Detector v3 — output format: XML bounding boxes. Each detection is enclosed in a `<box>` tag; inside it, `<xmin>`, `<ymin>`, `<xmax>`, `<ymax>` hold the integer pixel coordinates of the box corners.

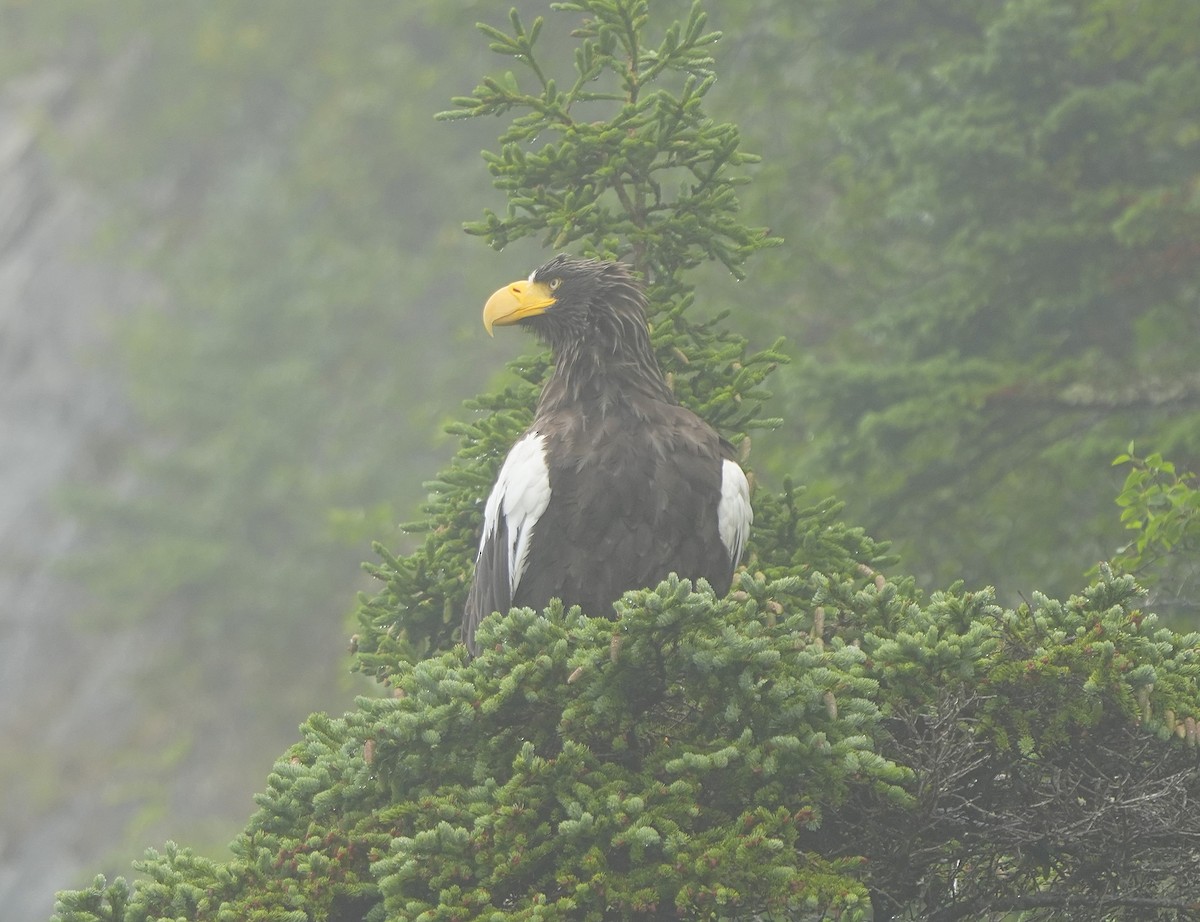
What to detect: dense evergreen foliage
<box><xmin>51</xmin><ymin>563</ymin><xmax>1200</xmax><ymax>919</ymax></box>
<box><xmin>1103</xmin><ymin>449</ymin><xmax>1200</xmax><ymax>621</ymax></box>
<box><xmin>51</xmin><ymin>2</ymin><xmax>1200</xmax><ymax>920</ymax></box>
<box><xmin>732</xmin><ymin>0</ymin><xmax>1200</xmax><ymax>598</ymax></box>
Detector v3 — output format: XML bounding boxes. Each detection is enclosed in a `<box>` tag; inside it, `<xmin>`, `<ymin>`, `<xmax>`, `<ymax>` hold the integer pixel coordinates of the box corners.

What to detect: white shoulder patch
<box><xmin>479</xmin><ymin>431</ymin><xmax>552</xmax><ymax>597</ymax></box>
<box><xmin>717</xmin><ymin>458</ymin><xmax>752</xmax><ymax>566</ymax></box>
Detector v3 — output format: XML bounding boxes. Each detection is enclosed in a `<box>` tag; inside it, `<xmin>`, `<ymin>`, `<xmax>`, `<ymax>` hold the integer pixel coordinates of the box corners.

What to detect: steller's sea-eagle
<box><xmin>462</xmin><ymin>254</ymin><xmax>752</xmax><ymax>655</ymax></box>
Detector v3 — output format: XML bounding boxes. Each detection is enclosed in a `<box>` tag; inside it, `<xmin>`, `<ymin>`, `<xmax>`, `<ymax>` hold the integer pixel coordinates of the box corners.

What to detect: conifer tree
<box><xmin>1103</xmin><ymin>448</ymin><xmax>1200</xmax><ymax>620</ymax></box>
<box><xmin>765</xmin><ymin>0</ymin><xmax>1200</xmax><ymax>598</ymax></box>
<box><xmin>54</xmin><ymin>3</ymin><xmax>1200</xmax><ymax>921</ymax></box>
<box><xmin>350</xmin><ymin>0</ymin><xmax>878</xmax><ymax>670</ymax></box>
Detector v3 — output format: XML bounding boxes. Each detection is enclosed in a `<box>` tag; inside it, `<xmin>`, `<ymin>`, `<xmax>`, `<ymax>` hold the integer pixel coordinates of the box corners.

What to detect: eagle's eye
<box><xmin>549</xmin><ymin>278</ymin><xmax>562</xmax><ymax>291</ymax></box>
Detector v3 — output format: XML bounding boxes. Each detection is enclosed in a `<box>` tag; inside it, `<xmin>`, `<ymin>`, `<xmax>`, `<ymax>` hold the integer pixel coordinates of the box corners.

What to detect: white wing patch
<box><xmin>479</xmin><ymin>431</ymin><xmax>552</xmax><ymax>597</ymax></box>
<box><xmin>717</xmin><ymin>458</ymin><xmax>752</xmax><ymax>566</ymax></box>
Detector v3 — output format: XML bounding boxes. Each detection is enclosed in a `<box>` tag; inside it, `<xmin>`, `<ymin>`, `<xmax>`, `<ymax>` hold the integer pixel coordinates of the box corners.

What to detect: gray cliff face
<box><xmin>0</xmin><ymin>36</ymin><xmax>391</xmax><ymax>918</ymax></box>
<box><xmin>0</xmin><ymin>66</ymin><xmax>149</xmax><ymax>921</ymax></box>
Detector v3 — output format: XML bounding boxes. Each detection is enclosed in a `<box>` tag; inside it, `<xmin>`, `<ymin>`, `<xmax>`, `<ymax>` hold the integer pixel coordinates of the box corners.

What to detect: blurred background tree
<box><xmin>720</xmin><ymin>0</ymin><xmax>1200</xmax><ymax>598</ymax></box>
<box><xmin>1</xmin><ymin>2</ymin><xmax>548</xmax><ymax>916</ymax></box>
<box><xmin>1</xmin><ymin>0</ymin><xmax>1198</xmax><ymax>919</ymax></box>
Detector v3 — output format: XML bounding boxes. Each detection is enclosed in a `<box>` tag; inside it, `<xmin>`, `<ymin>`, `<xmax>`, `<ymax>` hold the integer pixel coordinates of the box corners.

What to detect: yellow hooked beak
<box><xmin>482</xmin><ymin>280</ymin><xmax>557</xmax><ymax>335</ymax></box>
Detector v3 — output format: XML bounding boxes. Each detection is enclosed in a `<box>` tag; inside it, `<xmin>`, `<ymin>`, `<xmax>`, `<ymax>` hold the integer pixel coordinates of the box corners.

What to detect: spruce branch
<box><xmin>439</xmin><ymin>0</ymin><xmax>778</xmax><ymax>287</ymax></box>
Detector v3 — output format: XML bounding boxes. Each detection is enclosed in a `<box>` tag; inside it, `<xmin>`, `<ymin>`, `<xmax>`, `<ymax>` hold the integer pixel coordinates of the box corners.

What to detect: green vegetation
<box><xmin>354</xmin><ymin>0</ymin><xmax>785</xmax><ymax>666</ymax></box>
<box><xmin>1102</xmin><ymin>448</ymin><xmax>1200</xmax><ymax>621</ymax></box>
<box><xmin>729</xmin><ymin>0</ymin><xmax>1200</xmax><ymax>598</ymax></box>
<box><xmin>8</xmin><ymin>0</ymin><xmax>520</xmax><ymax>865</ymax></box>
<box><xmin>49</xmin><ymin>1</ymin><xmax>1200</xmax><ymax>919</ymax></box>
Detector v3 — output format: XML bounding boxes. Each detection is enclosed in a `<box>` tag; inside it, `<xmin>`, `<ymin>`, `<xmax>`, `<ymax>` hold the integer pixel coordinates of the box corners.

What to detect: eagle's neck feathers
<box><xmin>536</xmin><ymin>281</ymin><xmax>675</xmax><ymax>417</ymax></box>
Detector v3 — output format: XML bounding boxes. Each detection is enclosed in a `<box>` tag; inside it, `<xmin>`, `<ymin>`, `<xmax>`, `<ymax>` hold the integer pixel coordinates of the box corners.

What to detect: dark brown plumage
<box><xmin>462</xmin><ymin>255</ymin><xmax>751</xmax><ymax>655</ymax></box>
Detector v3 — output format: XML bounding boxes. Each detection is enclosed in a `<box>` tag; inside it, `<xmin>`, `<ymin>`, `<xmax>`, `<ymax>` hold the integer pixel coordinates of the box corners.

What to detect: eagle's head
<box><xmin>482</xmin><ymin>254</ymin><xmax>646</xmax><ymax>354</ymax></box>
<box><xmin>481</xmin><ymin>254</ymin><xmax>672</xmax><ymax>409</ymax></box>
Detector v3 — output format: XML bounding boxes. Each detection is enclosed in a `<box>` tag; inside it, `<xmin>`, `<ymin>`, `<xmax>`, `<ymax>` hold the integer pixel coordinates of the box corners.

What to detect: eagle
<box><xmin>462</xmin><ymin>254</ymin><xmax>752</xmax><ymax>655</ymax></box>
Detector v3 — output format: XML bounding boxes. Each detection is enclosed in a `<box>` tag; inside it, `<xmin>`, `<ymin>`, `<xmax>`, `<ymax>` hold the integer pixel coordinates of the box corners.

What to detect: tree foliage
<box><xmin>52</xmin><ymin>2</ymin><xmax>1200</xmax><ymax>921</ymax></box>
<box><xmin>353</xmin><ymin>0</ymin><xmax>789</xmax><ymax>668</ymax></box>
<box><xmin>11</xmin><ymin>0</ymin><xmax>521</xmax><ymax>862</ymax></box>
<box><xmin>1100</xmin><ymin>448</ymin><xmax>1200</xmax><ymax>622</ymax></box>
<box><xmin>734</xmin><ymin>0</ymin><xmax>1200</xmax><ymax>598</ymax></box>
<box><xmin>51</xmin><ymin>568</ymin><xmax>1200</xmax><ymax>921</ymax></box>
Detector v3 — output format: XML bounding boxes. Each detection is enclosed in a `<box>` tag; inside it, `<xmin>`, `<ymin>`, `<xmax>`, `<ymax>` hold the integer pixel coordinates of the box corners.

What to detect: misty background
<box><xmin>3</xmin><ymin>3</ymin><xmax>1197</xmax><ymax>920</ymax></box>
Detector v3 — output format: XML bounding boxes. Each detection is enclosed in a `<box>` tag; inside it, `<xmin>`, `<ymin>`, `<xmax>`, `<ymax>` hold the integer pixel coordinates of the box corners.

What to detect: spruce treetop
<box><xmin>356</xmin><ymin>0</ymin><xmax>790</xmax><ymax>665</ymax></box>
